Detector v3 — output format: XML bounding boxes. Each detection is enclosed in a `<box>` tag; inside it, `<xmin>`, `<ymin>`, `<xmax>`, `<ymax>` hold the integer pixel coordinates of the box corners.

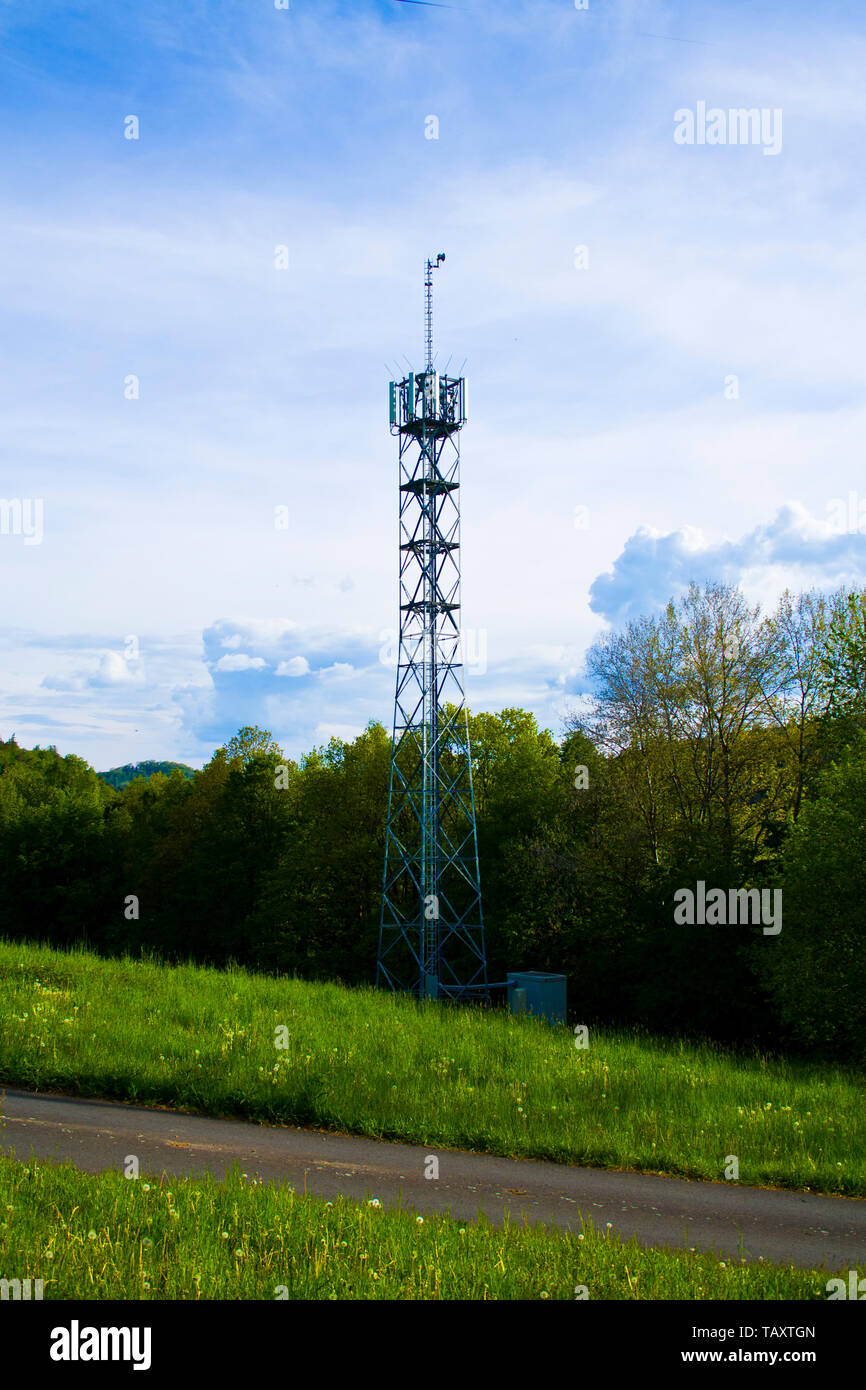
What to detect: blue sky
<box><xmin>2</xmin><ymin>0</ymin><xmax>866</xmax><ymax>768</ymax></box>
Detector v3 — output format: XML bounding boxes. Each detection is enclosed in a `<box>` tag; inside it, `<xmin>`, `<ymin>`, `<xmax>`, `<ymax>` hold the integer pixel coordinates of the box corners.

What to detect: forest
<box><xmin>2</xmin><ymin>580</ymin><xmax>865</xmax><ymax>1062</ymax></box>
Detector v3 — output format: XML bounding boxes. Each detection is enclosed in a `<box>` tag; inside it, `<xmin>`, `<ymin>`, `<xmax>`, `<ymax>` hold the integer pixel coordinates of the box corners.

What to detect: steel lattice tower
<box><xmin>377</xmin><ymin>255</ymin><xmax>488</xmax><ymax>1002</ymax></box>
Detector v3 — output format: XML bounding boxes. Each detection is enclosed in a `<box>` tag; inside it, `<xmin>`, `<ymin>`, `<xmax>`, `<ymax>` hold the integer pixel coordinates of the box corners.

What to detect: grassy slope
<box><xmin>0</xmin><ymin>1154</ymin><xmax>826</xmax><ymax>1300</ymax></box>
<box><xmin>0</xmin><ymin>940</ymin><xmax>863</xmax><ymax>1197</ymax></box>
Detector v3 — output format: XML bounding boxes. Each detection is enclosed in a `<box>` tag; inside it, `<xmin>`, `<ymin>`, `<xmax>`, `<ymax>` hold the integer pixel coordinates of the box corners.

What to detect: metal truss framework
<box><xmin>377</xmin><ymin>317</ymin><xmax>488</xmax><ymax>1001</ymax></box>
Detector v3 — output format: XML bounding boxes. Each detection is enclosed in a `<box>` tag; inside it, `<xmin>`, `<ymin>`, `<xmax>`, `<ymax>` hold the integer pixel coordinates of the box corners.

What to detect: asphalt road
<box><xmin>2</xmin><ymin>1085</ymin><xmax>864</xmax><ymax>1270</ymax></box>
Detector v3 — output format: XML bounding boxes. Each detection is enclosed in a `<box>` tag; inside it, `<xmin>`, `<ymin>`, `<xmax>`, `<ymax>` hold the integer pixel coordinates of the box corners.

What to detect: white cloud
<box><xmin>318</xmin><ymin>662</ymin><xmax>355</xmax><ymax>682</ymax></box>
<box><xmin>41</xmin><ymin>650</ymin><xmax>142</xmax><ymax>691</ymax></box>
<box><xmin>313</xmin><ymin>723</ymin><xmax>365</xmax><ymax>745</ymax></box>
<box><xmin>213</xmin><ymin>653</ymin><xmax>267</xmax><ymax>672</ymax></box>
<box><xmin>589</xmin><ymin>502</ymin><xmax>866</xmax><ymax>626</ymax></box>
<box><xmin>275</xmin><ymin>656</ymin><xmax>310</xmax><ymax>677</ymax></box>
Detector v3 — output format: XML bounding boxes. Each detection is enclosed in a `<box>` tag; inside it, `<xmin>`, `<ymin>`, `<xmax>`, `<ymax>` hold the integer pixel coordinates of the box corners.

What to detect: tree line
<box><xmin>1</xmin><ymin>580</ymin><xmax>864</xmax><ymax>1062</ymax></box>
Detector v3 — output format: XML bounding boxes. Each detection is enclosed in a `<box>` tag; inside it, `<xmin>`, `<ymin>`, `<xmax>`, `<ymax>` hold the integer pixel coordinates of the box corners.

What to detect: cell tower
<box><xmin>377</xmin><ymin>255</ymin><xmax>488</xmax><ymax>1003</ymax></box>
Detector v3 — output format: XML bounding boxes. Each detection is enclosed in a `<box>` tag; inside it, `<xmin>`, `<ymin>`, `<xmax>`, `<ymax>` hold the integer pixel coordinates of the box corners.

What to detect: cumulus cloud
<box><xmin>275</xmin><ymin>656</ymin><xmax>310</xmax><ymax>677</ymax></box>
<box><xmin>185</xmin><ymin>617</ymin><xmax>394</xmax><ymax>755</ymax></box>
<box><xmin>41</xmin><ymin>651</ymin><xmax>142</xmax><ymax>691</ymax></box>
<box><xmin>213</xmin><ymin>653</ymin><xmax>267</xmax><ymax>672</ymax></box>
<box><xmin>589</xmin><ymin>503</ymin><xmax>866</xmax><ymax>626</ymax></box>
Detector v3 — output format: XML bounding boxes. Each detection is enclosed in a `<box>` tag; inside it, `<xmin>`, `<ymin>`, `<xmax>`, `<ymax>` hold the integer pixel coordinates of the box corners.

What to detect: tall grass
<box><xmin>0</xmin><ymin>1154</ymin><xmax>827</xmax><ymax>1300</ymax></box>
<box><xmin>1</xmin><ymin>940</ymin><xmax>863</xmax><ymax>1196</ymax></box>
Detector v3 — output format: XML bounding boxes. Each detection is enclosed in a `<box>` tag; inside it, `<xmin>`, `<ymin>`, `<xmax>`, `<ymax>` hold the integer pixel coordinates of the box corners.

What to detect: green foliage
<box><xmin>759</xmin><ymin>737</ymin><xmax>866</xmax><ymax>1062</ymax></box>
<box><xmin>217</xmin><ymin>726</ymin><xmax>284</xmax><ymax>766</ymax></box>
<box><xmin>0</xmin><ymin>738</ymin><xmax>116</xmax><ymax>947</ymax></box>
<box><xmin>98</xmin><ymin>761</ymin><xmax>196</xmax><ymax>790</ymax></box>
<box><xmin>566</xmin><ymin>581</ymin><xmax>865</xmax><ymax>1047</ymax></box>
<box><xmin>259</xmin><ymin>722</ymin><xmax>391</xmax><ymax>981</ymax></box>
<box><xmin>820</xmin><ymin>588</ymin><xmax>866</xmax><ymax>718</ymax></box>
<box><xmin>467</xmin><ymin>708</ymin><xmax>561</xmax><ymax>978</ymax></box>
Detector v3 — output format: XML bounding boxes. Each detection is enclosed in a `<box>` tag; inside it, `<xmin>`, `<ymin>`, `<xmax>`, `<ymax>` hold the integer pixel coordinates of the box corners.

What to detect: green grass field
<box><xmin>0</xmin><ymin>1153</ymin><xmax>827</xmax><ymax>1300</ymax></box>
<box><xmin>1</xmin><ymin>940</ymin><xmax>863</xmax><ymax>1197</ymax></box>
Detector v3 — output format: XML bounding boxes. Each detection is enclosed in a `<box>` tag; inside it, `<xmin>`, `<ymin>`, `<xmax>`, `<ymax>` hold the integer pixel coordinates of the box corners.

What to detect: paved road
<box><xmin>2</xmin><ymin>1086</ymin><xmax>864</xmax><ymax>1270</ymax></box>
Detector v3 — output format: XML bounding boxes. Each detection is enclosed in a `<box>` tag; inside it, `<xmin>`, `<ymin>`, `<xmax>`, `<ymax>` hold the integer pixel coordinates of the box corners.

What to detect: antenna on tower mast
<box><xmin>424</xmin><ymin>253</ymin><xmax>445</xmax><ymax>369</ymax></box>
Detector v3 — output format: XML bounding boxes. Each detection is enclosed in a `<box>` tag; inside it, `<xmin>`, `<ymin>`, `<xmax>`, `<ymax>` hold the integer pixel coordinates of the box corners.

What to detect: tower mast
<box><xmin>377</xmin><ymin>257</ymin><xmax>488</xmax><ymax>1002</ymax></box>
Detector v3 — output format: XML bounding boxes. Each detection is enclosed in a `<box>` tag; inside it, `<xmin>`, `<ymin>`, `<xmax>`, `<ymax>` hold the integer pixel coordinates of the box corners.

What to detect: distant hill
<box><xmin>98</xmin><ymin>761</ymin><xmax>197</xmax><ymax>790</ymax></box>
